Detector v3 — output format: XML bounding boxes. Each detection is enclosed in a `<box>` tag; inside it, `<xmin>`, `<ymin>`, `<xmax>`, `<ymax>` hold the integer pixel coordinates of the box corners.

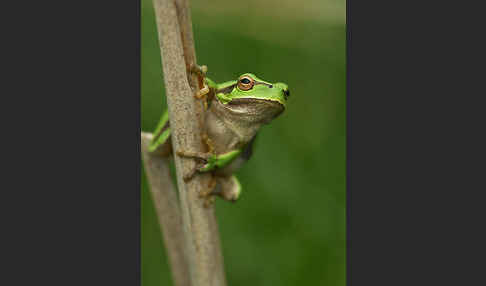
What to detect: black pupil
<box><xmin>241</xmin><ymin>78</ymin><xmax>251</xmax><ymax>84</ymax></box>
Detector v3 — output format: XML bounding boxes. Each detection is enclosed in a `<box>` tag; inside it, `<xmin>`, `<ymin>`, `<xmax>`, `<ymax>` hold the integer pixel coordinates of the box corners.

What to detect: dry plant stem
<box><xmin>174</xmin><ymin>0</ymin><xmax>197</xmax><ymax>84</ymax></box>
<box><xmin>173</xmin><ymin>0</ymin><xmax>227</xmax><ymax>282</ymax></box>
<box><xmin>152</xmin><ymin>0</ymin><xmax>227</xmax><ymax>285</ymax></box>
<box><xmin>140</xmin><ymin>132</ymin><xmax>190</xmax><ymax>286</ymax></box>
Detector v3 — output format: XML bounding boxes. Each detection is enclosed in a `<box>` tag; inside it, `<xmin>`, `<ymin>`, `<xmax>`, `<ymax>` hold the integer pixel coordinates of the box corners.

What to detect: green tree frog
<box><xmin>148</xmin><ymin>68</ymin><xmax>289</xmax><ymax>206</ymax></box>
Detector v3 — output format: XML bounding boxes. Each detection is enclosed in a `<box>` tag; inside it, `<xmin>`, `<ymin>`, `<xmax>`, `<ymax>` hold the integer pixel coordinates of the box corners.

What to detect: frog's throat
<box><xmin>207</xmin><ymin>104</ymin><xmax>261</xmax><ymax>146</ymax></box>
<box><xmin>209</xmin><ymin>98</ymin><xmax>283</xmax><ymax>139</ymax></box>
<box><xmin>219</xmin><ymin>97</ymin><xmax>283</xmax><ymax>120</ymax></box>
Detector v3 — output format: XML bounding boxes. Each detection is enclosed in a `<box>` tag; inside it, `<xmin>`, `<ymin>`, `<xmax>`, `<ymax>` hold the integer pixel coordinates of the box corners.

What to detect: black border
<box><xmin>3</xmin><ymin>1</ymin><xmax>141</xmax><ymax>285</ymax></box>
<box><xmin>347</xmin><ymin>0</ymin><xmax>485</xmax><ymax>284</ymax></box>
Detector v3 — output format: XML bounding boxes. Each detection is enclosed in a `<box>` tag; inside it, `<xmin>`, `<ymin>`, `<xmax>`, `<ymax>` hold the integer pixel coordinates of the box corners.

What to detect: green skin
<box><xmin>149</xmin><ymin>72</ymin><xmax>289</xmax><ymax>204</ymax></box>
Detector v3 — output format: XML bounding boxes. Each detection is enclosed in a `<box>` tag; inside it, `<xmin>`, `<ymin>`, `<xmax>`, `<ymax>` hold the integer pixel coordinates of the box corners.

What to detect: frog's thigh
<box><xmin>216</xmin><ymin>175</ymin><xmax>242</xmax><ymax>202</ymax></box>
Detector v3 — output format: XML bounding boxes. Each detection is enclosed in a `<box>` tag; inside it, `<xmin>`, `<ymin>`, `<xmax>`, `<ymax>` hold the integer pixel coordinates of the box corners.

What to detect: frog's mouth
<box><xmin>225</xmin><ymin>98</ymin><xmax>285</xmax><ymax>123</ymax></box>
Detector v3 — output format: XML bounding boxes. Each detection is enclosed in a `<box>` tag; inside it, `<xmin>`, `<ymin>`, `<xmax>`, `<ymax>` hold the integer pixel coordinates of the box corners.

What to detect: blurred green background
<box><xmin>141</xmin><ymin>0</ymin><xmax>346</xmax><ymax>285</ymax></box>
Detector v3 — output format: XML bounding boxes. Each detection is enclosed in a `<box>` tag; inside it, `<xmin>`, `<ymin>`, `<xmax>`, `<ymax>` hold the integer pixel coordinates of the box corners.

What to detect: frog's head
<box><xmin>216</xmin><ymin>73</ymin><xmax>289</xmax><ymax>123</ymax></box>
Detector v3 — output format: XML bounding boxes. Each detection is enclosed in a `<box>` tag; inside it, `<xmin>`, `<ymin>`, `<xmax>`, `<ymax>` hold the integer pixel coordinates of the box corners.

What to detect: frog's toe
<box><xmin>195</xmin><ymin>83</ymin><xmax>209</xmax><ymax>99</ymax></box>
<box><xmin>190</xmin><ymin>64</ymin><xmax>208</xmax><ymax>76</ymax></box>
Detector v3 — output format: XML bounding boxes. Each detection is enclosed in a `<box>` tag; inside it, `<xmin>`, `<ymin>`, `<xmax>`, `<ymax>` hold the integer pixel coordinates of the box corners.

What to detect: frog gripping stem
<box><xmin>191</xmin><ymin>64</ymin><xmax>210</xmax><ymax>101</ymax></box>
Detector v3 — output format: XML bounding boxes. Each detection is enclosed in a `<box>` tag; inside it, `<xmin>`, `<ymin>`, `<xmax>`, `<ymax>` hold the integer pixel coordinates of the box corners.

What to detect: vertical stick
<box><xmin>151</xmin><ymin>0</ymin><xmax>227</xmax><ymax>285</ymax></box>
<box><xmin>141</xmin><ymin>132</ymin><xmax>190</xmax><ymax>286</ymax></box>
<box><xmin>173</xmin><ymin>0</ymin><xmax>227</xmax><ymax>285</ymax></box>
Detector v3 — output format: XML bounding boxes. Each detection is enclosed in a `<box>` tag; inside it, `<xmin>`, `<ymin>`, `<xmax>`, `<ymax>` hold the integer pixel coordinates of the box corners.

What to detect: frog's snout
<box><xmin>274</xmin><ymin>82</ymin><xmax>290</xmax><ymax>101</ymax></box>
<box><xmin>283</xmin><ymin>89</ymin><xmax>290</xmax><ymax>99</ymax></box>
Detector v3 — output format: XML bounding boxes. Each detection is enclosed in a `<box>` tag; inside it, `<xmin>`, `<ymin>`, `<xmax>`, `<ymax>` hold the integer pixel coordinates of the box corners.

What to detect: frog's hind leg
<box><xmin>149</xmin><ymin>111</ymin><xmax>172</xmax><ymax>156</ymax></box>
<box><xmin>215</xmin><ymin>175</ymin><xmax>242</xmax><ymax>202</ymax></box>
<box><xmin>199</xmin><ymin>175</ymin><xmax>242</xmax><ymax>207</ymax></box>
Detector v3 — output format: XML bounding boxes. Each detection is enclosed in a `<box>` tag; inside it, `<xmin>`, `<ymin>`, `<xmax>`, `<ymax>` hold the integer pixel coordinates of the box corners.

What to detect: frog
<box><xmin>148</xmin><ymin>66</ymin><xmax>290</xmax><ymax>206</ymax></box>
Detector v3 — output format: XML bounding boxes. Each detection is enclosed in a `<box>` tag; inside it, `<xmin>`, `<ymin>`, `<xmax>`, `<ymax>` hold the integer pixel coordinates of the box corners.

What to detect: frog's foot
<box><xmin>200</xmin><ymin>176</ymin><xmax>242</xmax><ymax>206</ymax></box>
<box><xmin>196</xmin><ymin>84</ymin><xmax>210</xmax><ymax>100</ymax></box>
<box><xmin>190</xmin><ymin>64</ymin><xmax>210</xmax><ymax>106</ymax></box>
<box><xmin>191</xmin><ymin>64</ymin><xmax>208</xmax><ymax>76</ymax></box>
<box><xmin>176</xmin><ymin>150</ymin><xmax>211</xmax><ymax>181</ymax></box>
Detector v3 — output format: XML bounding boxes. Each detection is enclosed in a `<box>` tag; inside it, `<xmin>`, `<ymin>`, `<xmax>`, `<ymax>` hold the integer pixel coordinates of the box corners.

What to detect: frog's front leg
<box><xmin>190</xmin><ymin>64</ymin><xmax>209</xmax><ymax>99</ymax></box>
<box><xmin>190</xmin><ymin>64</ymin><xmax>219</xmax><ymax>110</ymax></box>
<box><xmin>174</xmin><ymin>150</ymin><xmax>210</xmax><ymax>181</ymax></box>
<box><xmin>176</xmin><ymin>148</ymin><xmax>242</xmax><ymax>181</ymax></box>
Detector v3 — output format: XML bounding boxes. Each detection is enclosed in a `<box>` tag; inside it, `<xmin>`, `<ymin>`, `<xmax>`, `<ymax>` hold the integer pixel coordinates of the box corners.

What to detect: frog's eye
<box><xmin>238</xmin><ymin>76</ymin><xmax>255</xmax><ymax>91</ymax></box>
